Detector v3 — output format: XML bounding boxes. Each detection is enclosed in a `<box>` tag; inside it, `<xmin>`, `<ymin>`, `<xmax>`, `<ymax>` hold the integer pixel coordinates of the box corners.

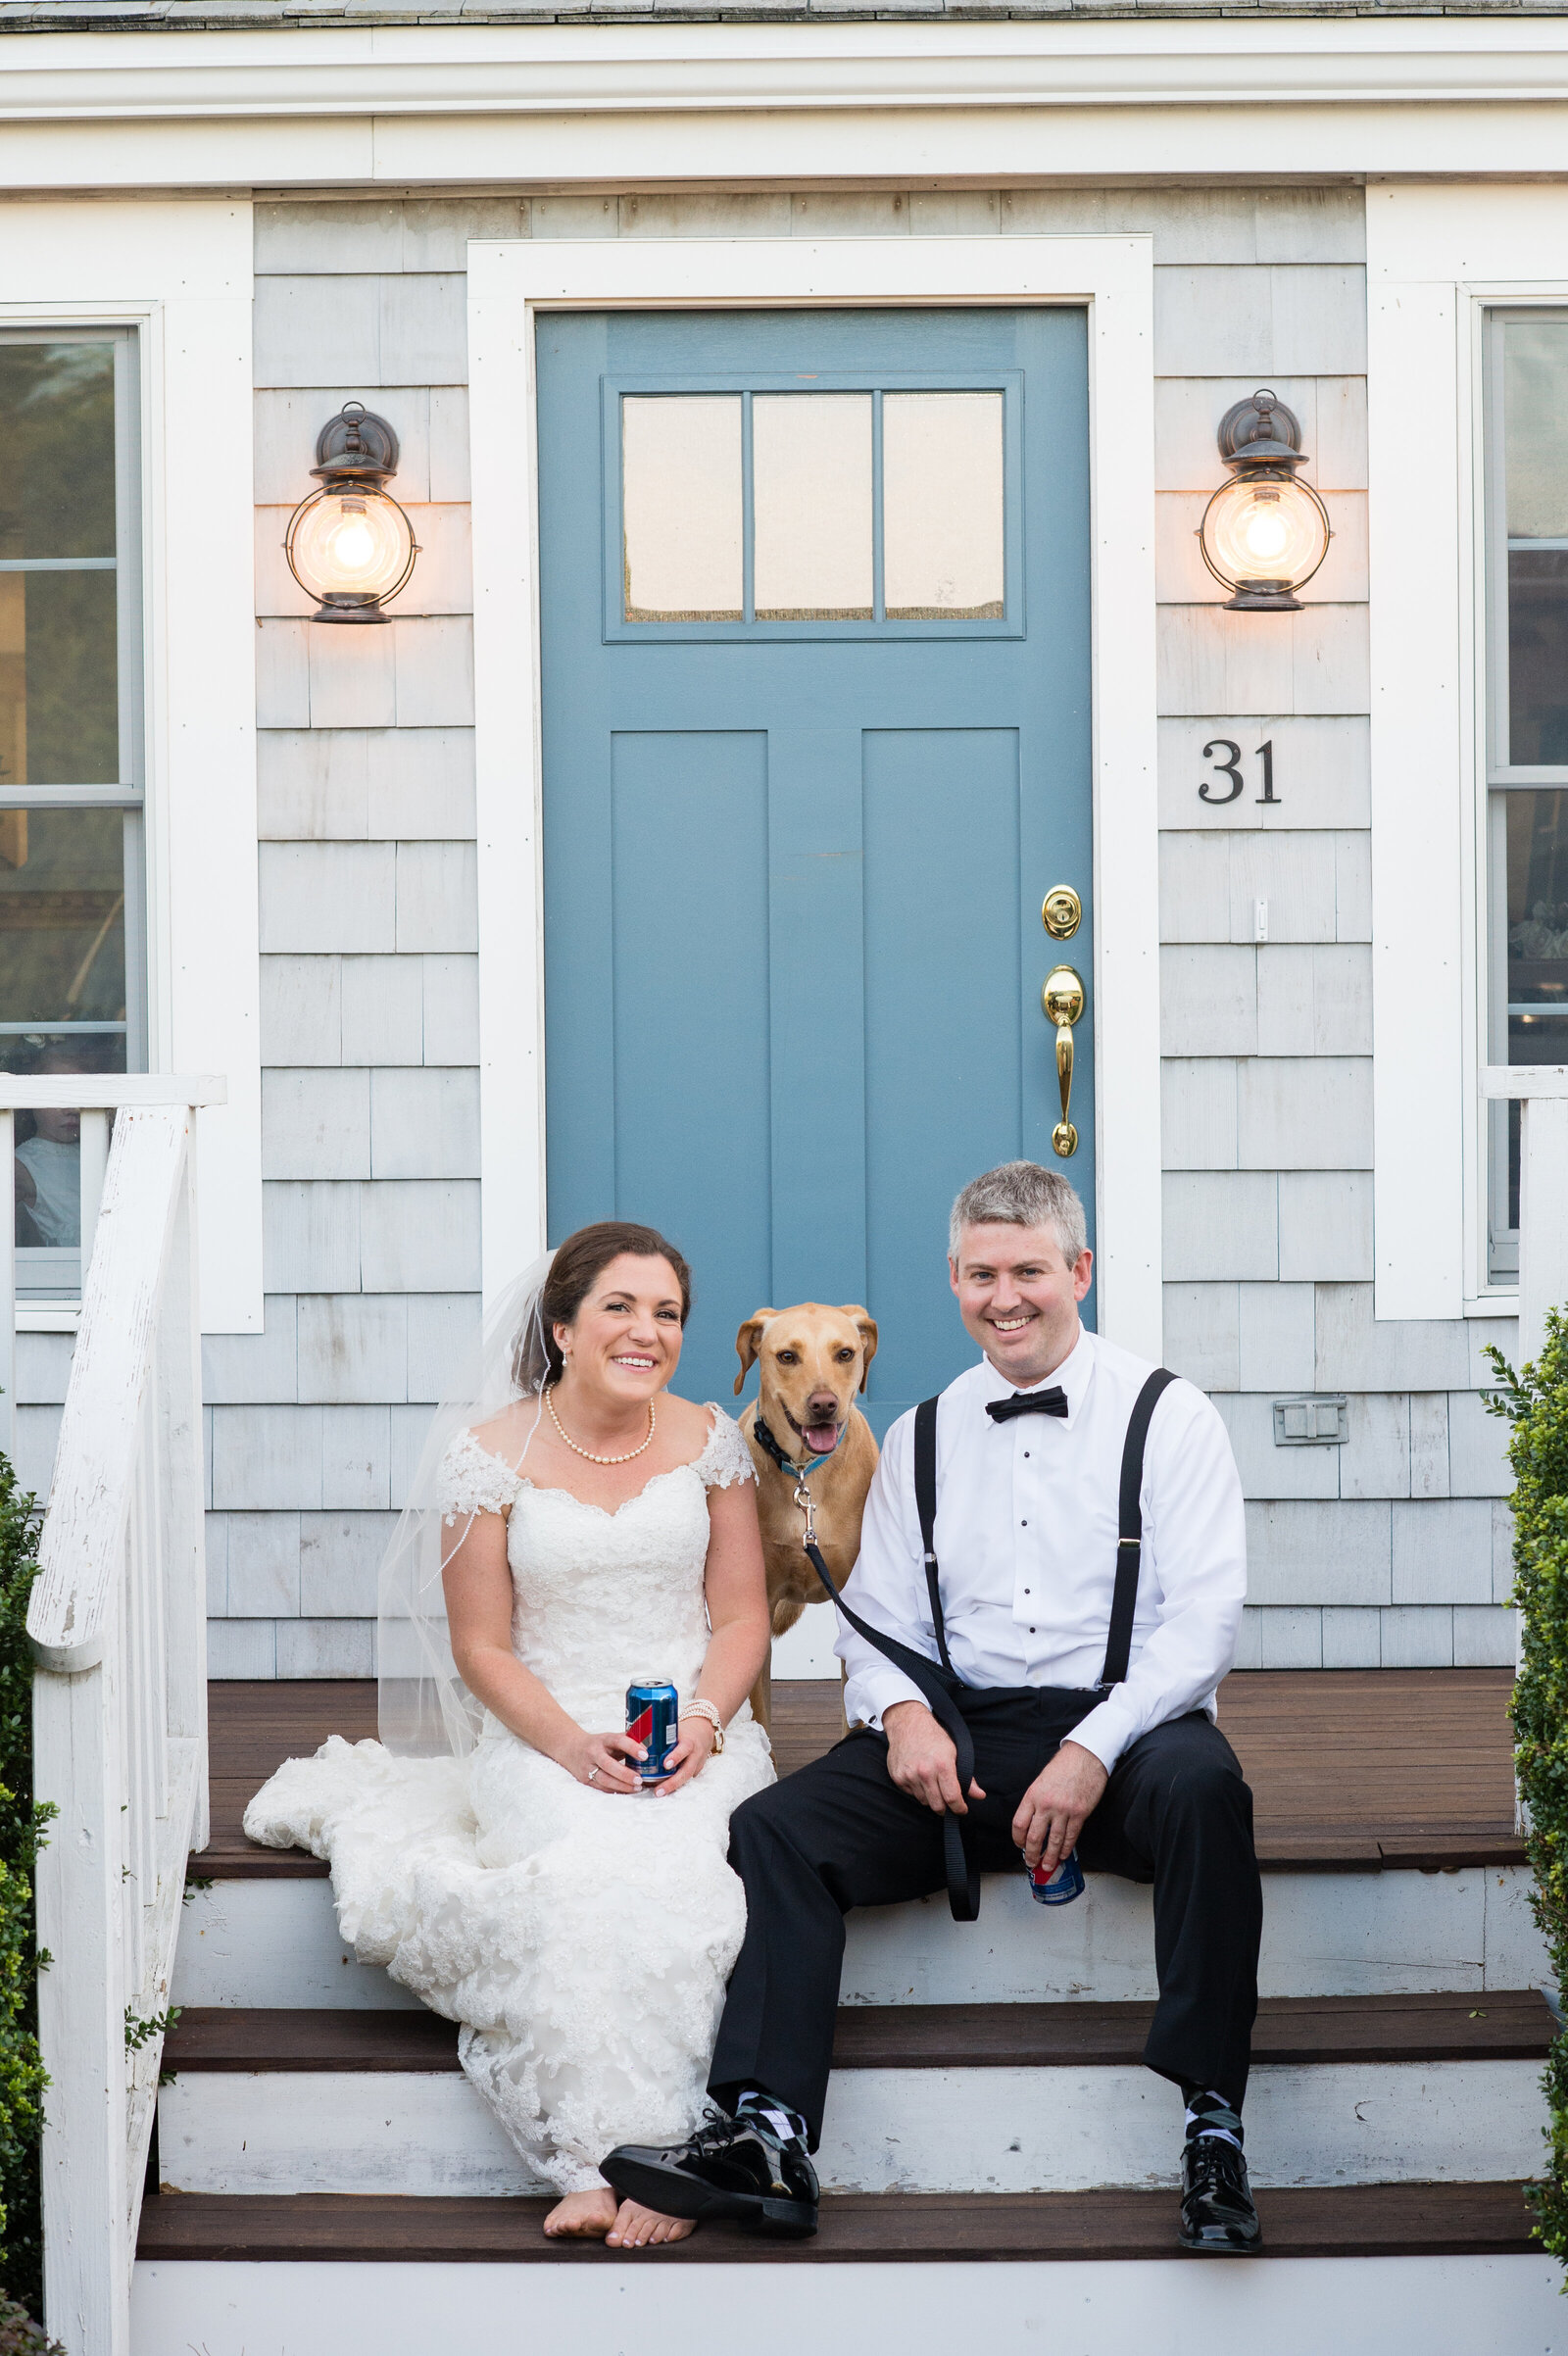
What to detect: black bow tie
<box><xmin>987</xmin><ymin>1387</ymin><xmax>1069</xmax><ymax>1424</ymax></box>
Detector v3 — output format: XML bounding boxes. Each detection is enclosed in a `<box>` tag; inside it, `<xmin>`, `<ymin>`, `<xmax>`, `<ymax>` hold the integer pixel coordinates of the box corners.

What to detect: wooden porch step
<box><xmin>135</xmin><ymin>2180</ymin><xmax>1539</xmax><ymax>2264</ymax></box>
<box><xmin>163</xmin><ymin>1988</ymin><xmax>1557</xmax><ymax>2076</ymax></box>
<box><xmin>200</xmin><ymin>1668</ymin><xmax>1526</xmax><ymax>1880</ymax></box>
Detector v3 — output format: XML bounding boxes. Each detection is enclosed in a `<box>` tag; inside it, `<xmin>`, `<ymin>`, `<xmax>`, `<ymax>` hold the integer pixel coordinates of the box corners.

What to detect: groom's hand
<box><xmin>1013</xmin><ymin>1741</ymin><xmax>1107</xmax><ymax>1874</ymax></box>
<box><xmin>883</xmin><ymin>1700</ymin><xmax>986</xmax><ymax>1816</ymax></box>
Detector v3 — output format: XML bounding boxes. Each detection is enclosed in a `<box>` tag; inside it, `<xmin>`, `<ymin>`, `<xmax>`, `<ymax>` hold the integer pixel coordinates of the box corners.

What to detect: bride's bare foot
<box><xmin>607</xmin><ymin>2197</ymin><xmax>698</xmax><ymax>2250</ymax></box>
<box><xmin>543</xmin><ymin>2188</ymin><xmax>618</xmax><ymax>2239</ymax></box>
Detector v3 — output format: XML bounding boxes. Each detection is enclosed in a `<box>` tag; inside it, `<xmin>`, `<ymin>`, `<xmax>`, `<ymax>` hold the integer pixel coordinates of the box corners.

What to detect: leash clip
<box><xmin>792</xmin><ymin>1473</ymin><xmax>818</xmax><ymax>1548</ymax></box>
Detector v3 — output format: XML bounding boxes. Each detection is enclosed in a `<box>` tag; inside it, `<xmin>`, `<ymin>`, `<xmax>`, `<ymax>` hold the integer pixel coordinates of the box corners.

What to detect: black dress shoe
<box><xmin>1178</xmin><ymin>2135</ymin><xmax>1262</xmax><ymax>2254</ymax></box>
<box><xmin>603</xmin><ymin>2110</ymin><xmax>819</xmax><ymax>2238</ymax></box>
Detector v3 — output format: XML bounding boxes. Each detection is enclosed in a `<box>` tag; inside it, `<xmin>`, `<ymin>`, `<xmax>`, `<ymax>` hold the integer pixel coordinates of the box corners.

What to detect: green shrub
<box><xmin>0</xmin><ymin>2295</ymin><xmax>61</xmax><ymax>2354</ymax></box>
<box><xmin>0</xmin><ymin>1457</ymin><xmax>49</xmax><ymax>2324</ymax></box>
<box><xmin>1488</xmin><ymin>1307</ymin><xmax>1568</xmax><ymax>2269</ymax></box>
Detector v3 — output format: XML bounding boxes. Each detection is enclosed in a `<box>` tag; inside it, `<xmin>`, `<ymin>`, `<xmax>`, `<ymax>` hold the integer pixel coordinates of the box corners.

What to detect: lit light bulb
<box><xmin>1199</xmin><ymin>470</ymin><xmax>1331</xmax><ymax>608</ymax></box>
<box><xmin>285</xmin><ymin>484</ymin><xmax>416</xmax><ymax>614</ymax></box>
<box><xmin>1240</xmin><ymin>499</ymin><xmax>1290</xmax><ymax>564</ymax></box>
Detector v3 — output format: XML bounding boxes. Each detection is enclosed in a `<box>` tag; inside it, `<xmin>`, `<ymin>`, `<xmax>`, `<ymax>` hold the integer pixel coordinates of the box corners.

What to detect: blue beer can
<box><xmin>626</xmin><ymin>1679</ymin><xmax>680</xmax><ymax>1784</ymax></box>
<box><xmin>1026</xmin><ymin>1848</ymin><xmax>1085</xmax><ymax>1906</ymax></box>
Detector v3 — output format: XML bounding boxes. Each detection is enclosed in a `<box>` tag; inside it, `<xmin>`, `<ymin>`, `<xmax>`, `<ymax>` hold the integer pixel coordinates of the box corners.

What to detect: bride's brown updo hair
<box><xmin>513</xmin><ymin>1221</ymin><xmax>693</xmax><ymax>1393</ymax></box>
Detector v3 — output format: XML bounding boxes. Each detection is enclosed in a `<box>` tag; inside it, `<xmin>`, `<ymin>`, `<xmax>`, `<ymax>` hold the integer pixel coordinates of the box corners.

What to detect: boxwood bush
<box><xmin>1488</xmin><ymin>1306</ymin><xmax>1568</xmax><ymax>2268</ymax></box>
<box><xmin>0</xmin><ymin>1456</ymin><xmax>49</xmax><ymax>2324</ymax></box>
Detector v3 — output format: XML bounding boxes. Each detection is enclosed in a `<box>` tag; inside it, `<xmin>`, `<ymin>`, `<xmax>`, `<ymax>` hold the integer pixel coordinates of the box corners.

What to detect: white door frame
<box><xmin>467</xmin><ymin>233</ymin><xmax>1161</xmax><ymax>1357</ymax></box>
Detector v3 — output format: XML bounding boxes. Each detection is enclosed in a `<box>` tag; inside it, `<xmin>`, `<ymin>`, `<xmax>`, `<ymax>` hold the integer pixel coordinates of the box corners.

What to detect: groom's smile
<box><xmin>950</xmin><ymin>1218</ymin><xmax>1095</xmax><ymax>1388</ymax></box>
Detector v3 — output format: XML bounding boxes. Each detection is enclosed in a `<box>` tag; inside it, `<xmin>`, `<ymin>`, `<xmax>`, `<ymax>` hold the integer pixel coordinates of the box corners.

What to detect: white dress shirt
<box><xmin>834</xmin><ymin>1326</ymin><xmax>1248</xmax><ymax>1775</ymax></box>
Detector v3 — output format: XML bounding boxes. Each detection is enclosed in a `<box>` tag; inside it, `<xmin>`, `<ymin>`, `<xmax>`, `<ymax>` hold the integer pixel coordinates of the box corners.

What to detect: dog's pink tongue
<box><xmin>806</xmin><ymin>1425</ymin><xmax>840</xmax><ymax>1455</ymax></box>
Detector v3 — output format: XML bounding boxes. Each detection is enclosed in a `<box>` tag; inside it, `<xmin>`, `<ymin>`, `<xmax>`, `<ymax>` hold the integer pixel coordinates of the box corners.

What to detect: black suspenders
<box><xmin>912</xmin><ymin>1366</ymin><xmax>1179</xmax><ymax>1692</ymax></box>
<box><xmin>805</xmin><ymin>1364</ymin><xmax>1178</xmax><ymax>1925</ymax></box>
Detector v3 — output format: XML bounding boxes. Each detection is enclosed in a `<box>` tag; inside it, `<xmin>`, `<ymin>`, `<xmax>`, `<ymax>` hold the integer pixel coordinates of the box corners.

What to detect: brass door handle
<box><xmin>1041</xmin><ymin>964</ymin><xmax>1085</xmax><ymax>1157</ymax></box>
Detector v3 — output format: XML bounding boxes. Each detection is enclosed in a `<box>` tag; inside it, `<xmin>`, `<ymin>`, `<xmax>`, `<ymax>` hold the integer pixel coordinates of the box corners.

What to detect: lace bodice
<box><xmin>437</xmin><ymin>1407</ymin><xmax>756</xmax><ymax>1725</ymax></box>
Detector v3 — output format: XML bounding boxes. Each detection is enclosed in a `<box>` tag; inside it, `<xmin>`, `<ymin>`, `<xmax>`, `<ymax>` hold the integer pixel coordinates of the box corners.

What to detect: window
<box><xmin>0</xmin><ymin>331</ymin><xmax>143</xmax><ymax>1300</ymax></box>
<box><xmin>612</xmin><ymin>380</ymin><xmax>1015</xmax><ymax>637</ymax></box>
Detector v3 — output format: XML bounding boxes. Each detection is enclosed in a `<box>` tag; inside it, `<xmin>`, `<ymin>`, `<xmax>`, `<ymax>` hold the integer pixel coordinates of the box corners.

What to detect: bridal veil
<box><xmin>376</xmin><ymin>1252</ymin><xmax>554</xmax><ymax>1759</ymax></box>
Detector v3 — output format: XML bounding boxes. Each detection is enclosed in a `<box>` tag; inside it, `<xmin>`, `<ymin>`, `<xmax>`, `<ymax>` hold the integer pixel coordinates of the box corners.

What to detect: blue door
<box><xmin>536</xmin><ymin>309</ymin><xmax>1092</xmax><ymax>1428</ymax></box>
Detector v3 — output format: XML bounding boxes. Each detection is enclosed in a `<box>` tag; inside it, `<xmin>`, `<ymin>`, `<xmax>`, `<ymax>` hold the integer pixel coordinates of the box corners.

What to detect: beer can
<box><xmin>626</xmin><ymin>1680</ymin><xmax>680</xmax><ymax>1783</ymax></box>
<box><xmin>1026</xmin><ymin>1847</ymin><xmax>1085</xmax><ymax>1906</ymax></box>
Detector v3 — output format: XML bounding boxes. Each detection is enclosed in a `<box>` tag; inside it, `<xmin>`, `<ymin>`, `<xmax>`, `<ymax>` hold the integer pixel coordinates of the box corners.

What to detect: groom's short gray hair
<box><xmin>949</xmin><ymin>1161</ymin><xmax>1088</xmax><ymax>1265</ymax></box>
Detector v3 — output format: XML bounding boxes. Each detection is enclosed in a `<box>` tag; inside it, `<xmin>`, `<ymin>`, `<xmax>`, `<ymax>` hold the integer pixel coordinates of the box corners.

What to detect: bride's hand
<box><xmin>564</xmin><ymin>1730</ymin><xmax>646</xmax><ymax>1794</ymax></box>
<box><xmin>653</xmin><ymin>1716</ymin><xmax>716</xmax><ymax>1796</ymax></box>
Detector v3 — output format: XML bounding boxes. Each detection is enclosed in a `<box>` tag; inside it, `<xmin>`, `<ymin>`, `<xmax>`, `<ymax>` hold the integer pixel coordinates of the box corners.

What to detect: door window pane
<box><xmin>883</xmin><ymin>392</ymin><xmax>1004</xmax><ymax>619</ymax></box>
<box><xmin>622</xmin><ymin>395</ymin><xmax>743</xmax><ymax>621</ymax></box>
<box><xmin>753</xmin><ymin>394</ymin><xmax>872</xmax><ymax>619</ymax></box>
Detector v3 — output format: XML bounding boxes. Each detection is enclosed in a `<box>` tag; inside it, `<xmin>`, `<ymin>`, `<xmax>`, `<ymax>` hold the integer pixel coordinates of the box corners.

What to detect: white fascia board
<box><xmin>15</xmin><ymin>18</ymin><xmax>1568</xmax><ymax>121</ymax></box>
<box><xmin>469</xmin><ymin>234</ymin><xmax>1161</xmax><ymax>1357</ymax></box>
<box><xmin>0</xmin><ymin>201</ymin><xmax>260</xmax><ymax>1333</ymax></box>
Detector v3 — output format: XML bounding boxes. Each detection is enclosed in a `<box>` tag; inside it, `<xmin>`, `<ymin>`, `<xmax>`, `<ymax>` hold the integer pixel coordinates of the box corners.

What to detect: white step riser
<box><xmin>173</xmin><ymin>1866</ymin><xmax>1552</xmax><ymax>2012</ymax></box>
<box><xmin>132</xmin><ymin>2253</ymin><xmax>1566</xmax><ymax>2356</ymax></box>
<box><xmin>157</xmin><ymin>2059</ymin><xmax>1547</xmax><ymax>2198</ymax></box>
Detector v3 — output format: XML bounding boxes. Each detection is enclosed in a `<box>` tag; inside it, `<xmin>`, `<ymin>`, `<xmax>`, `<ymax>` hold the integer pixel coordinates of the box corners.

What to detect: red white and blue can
<box><xmin>1027</xmin><ymin>1848</ymin><xmax>1085</xmax><ymax>1906</ymax></box>
<box><xmin>626</xmin><ymin>1680</ymin><xmax>680</xmax><ymax>1783</ymax></box>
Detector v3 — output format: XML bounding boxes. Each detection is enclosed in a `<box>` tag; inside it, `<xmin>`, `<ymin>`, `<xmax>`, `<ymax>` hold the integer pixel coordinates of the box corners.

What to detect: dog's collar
<box><xmin>754</xmin><ymin>1411</ymin><xmax>837</xmax><ymax>1480</ymax></box>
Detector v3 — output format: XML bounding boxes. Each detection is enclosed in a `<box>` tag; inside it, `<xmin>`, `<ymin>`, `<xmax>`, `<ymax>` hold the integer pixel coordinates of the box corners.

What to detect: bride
<box><xmin>244</xmin><ymin>1221</ymin><xmax>775</xmax><ymax>2248</ymax></box>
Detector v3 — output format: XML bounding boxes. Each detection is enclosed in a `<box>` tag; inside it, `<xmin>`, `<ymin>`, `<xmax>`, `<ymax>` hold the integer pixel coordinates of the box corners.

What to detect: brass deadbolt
<box><xmin>1042</xmin><ymin>885</ymin><xmax>1082</xmax><ymax>942</ymax></box>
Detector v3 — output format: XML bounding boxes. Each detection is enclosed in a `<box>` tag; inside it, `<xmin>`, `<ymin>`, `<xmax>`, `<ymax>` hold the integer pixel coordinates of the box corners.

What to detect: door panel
<box><xmin>538</xmin><ymin>308</ymin><xmax>1092</xmax><ymax>1428</ymax></box>
<box><xmin>863</xmin><ymin>729</ymin><xmax>1026</xmax><ymax>1412</ymax></box>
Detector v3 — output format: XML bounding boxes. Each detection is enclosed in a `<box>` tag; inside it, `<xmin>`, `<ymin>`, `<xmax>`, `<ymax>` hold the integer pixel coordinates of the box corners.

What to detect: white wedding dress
<box><xmin>243</xmin><ymin>1405</ymin><xmax>776</xmax><ymax>2194</ymax></box>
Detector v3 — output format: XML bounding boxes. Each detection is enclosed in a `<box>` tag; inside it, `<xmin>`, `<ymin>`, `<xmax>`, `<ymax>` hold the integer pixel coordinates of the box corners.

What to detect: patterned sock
<box><xmin>736</xmin><ymin>2087</ymin><xmax>809</xmax><ymax>2147</ymax></box>
<box><xmin>1181</xmin><ymin>2086</ymin><xmax>1244</xmax><ymax>2152</ymax></box>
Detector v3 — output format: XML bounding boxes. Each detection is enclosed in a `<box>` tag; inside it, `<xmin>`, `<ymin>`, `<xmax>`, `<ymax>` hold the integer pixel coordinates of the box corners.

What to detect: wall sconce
<box><xmin>1198</xmin><ymin>390</ymin><xmax>1332</xmax><ymax>613</ymax></box>
<box><xmin>284</xmin><ymin>401</ymin><xmax>419</xmax><ymax>624</ymax></box>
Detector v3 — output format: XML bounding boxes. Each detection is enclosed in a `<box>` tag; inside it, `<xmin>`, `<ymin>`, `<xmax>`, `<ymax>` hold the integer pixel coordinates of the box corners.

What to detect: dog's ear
<box><xmin>841</xmin><ymin>1307</ymin><xmax>879</xmax><ymax>1392</ymax></box>
<box><xmin>733</xmin><ymin>1309</ymin><xmax>777</xmax><ymax>1396</ymax></box>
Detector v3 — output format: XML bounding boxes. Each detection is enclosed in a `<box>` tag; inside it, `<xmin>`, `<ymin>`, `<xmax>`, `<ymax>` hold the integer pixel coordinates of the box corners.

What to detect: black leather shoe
<box><xmin>1178</xmin><ymin>2135</ymin><xmax>1262</xmax><ymax>2254</ymax></box>
<box><xmin>603</xmin><ymin>2110</ymin><xmax>819</xmax><ymax>2238</ymax></box>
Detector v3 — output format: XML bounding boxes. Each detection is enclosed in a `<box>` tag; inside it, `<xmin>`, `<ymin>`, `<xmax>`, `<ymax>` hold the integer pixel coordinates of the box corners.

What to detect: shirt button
<box><xmin>1020</xmin><ymin>1519</ymin><xmax>1027</xmax><ymax>1527</ymax></box>
<box><xmin>1029</xmin><ymin>1626</ymin><xmax>1036</xmax><ymax>1635</ymax></box>
<box><xmin>1024</xmin><ymin>1588</ymin><xmax>1031</xmax><ymax>1595</ymax></box>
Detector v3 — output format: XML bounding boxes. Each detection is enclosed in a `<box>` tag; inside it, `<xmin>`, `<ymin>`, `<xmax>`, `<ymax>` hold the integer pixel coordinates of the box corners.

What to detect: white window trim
<box><xmin>467</xmin><ymin>233</ymin><xmax>1161</xmax><ymax>1359</ymax></box>
<box><xmin>1367</xmin><ymin>182</ymin><xmax>1568</xmax><ymax>1320</ymax></box>
<box><xmin>0</xmin><ymin>200</ymin><xmax>261</xmax><ymax>1332</ymax></box>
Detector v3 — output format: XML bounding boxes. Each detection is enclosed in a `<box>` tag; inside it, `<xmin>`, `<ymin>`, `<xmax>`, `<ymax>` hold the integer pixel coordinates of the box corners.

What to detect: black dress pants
<box><xmin>709</xmin><ymin>1687</ymin><xmax>1262</xmax><ymax>2150</ymax></box>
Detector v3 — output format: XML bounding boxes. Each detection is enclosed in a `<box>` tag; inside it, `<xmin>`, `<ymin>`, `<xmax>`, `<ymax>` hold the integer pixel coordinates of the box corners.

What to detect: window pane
<box><xmin>1504</xmin><ymin>322</ymin><xmax>1568</xmax><ymax>763</ymax></box>
<box><xmin>1502</xmin><ymin>787</ymin><xmax>1568</xmax><ymax>1063</ymax></box>
<box><xmin>0</xmin><ymin>807</ymin><xmax>127</xmax><ymax>1035</ymax></box>
<box><xmin>883</xmin><ymin>392</ymin><xmax>1004</xmax><ymax>620</ymax></box>
<box><xmin>0</xmin><ymin>342</ymin><xmax>117</xmax><ymax>562</ymax></box>
<box><xmin>0</xmin><ymin>571</ymin><xmax>120</xmax><ymax>786</ymax></box>
<box><xmin>753</xmin><ymin>394</ymin><xmax>872</xmax><ymax>620</ymax></box>
<box><xmin>622</xmin><ymin>396</ymin><xmax>742</xmax><ymax>622</ymax></box>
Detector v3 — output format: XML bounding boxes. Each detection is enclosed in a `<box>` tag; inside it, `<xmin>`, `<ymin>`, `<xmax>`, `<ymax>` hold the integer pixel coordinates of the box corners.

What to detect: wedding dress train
<box><xmin>244</xmin><ymin>1406</ymin><xmax>776</xmax><ymax>2194</ymax></box>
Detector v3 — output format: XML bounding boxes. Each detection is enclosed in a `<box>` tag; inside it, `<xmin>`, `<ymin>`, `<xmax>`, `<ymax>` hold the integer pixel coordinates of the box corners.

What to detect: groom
<box><xmin>605</xmin><ymin>1160</ymin><xmax>1262</xmax><ymax>2253</ymax></box>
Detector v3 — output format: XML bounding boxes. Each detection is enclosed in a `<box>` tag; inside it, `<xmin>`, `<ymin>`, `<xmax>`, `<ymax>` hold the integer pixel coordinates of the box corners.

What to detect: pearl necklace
<box><xmin>547</xmin><ymin>1384</ymin><xmax>657</xmax><ymax>1465</ymax></box>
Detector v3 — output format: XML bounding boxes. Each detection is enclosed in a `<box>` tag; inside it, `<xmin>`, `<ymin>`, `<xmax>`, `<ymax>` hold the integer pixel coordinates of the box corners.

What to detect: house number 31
<box><xmin>1200</xmin><ymin>739</ymin><xmax>1279</xmax><ymax>805</ymax></box>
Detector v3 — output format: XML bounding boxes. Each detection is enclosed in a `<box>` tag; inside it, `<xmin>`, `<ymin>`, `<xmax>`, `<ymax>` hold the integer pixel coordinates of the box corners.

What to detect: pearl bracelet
<box><xmin>679</xmin><ymin>1698</ymin><xmax>725</xmax><ymax>1753</ymax></box>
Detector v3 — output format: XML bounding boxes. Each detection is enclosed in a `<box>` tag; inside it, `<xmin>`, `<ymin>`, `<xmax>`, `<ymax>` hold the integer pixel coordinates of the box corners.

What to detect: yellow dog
<box><xmin>734</xmin><ymin>1302</ymin><xmax>880</xmax><ymax>1734</ymax></box>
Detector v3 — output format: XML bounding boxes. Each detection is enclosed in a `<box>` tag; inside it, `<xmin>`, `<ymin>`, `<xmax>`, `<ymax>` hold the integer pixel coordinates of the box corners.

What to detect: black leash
<box><xmin>787</xmin><ymin>1368</ymin><xmax>1178</xmax><ymax>1927</ymax></box>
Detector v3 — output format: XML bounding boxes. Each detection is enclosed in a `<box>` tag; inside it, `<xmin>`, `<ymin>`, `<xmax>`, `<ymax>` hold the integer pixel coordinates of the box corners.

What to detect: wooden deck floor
<box><xmin>201</xmin><ymin>1667</ymin><xmax>1522</xmax><ymax>1879</ymax></box>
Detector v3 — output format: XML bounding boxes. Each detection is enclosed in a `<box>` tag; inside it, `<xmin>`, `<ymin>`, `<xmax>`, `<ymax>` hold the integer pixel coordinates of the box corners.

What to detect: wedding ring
<box><xmin>587</xmin><ymin>1765</ymin><xmax>600</xmax><ymax>1784</ymax></box>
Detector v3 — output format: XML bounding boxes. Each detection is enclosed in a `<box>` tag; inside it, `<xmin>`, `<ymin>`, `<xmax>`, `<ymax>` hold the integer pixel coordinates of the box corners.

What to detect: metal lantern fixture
<box><xmin>1198</xmin><ymin>390</ymin><xmax>1332</xmax><ymax>613</ymax></box>
<box><xmin>284</xmin><ymin>402</ymin><xmax>419</xmax><ymax>624</ymax></box>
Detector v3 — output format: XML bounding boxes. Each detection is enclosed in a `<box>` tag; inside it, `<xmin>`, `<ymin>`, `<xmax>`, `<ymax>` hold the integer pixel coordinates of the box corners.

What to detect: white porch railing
<box><xmin>1483</xmin><ymin>1065</ymin><xmax>1568</xmax><ymax>1365</ymax></box>
<box><xmin>5</xmin><ymin>1078</ymin><xmax>223</xmax><ymax>2356</ymax></box>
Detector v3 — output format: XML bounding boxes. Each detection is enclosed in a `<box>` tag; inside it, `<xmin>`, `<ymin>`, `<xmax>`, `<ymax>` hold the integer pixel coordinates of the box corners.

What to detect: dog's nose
<box><xmin>806</xmin><ymin>1393</ymin><xmax>840</xmax><ymax>1421</ymax></box>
